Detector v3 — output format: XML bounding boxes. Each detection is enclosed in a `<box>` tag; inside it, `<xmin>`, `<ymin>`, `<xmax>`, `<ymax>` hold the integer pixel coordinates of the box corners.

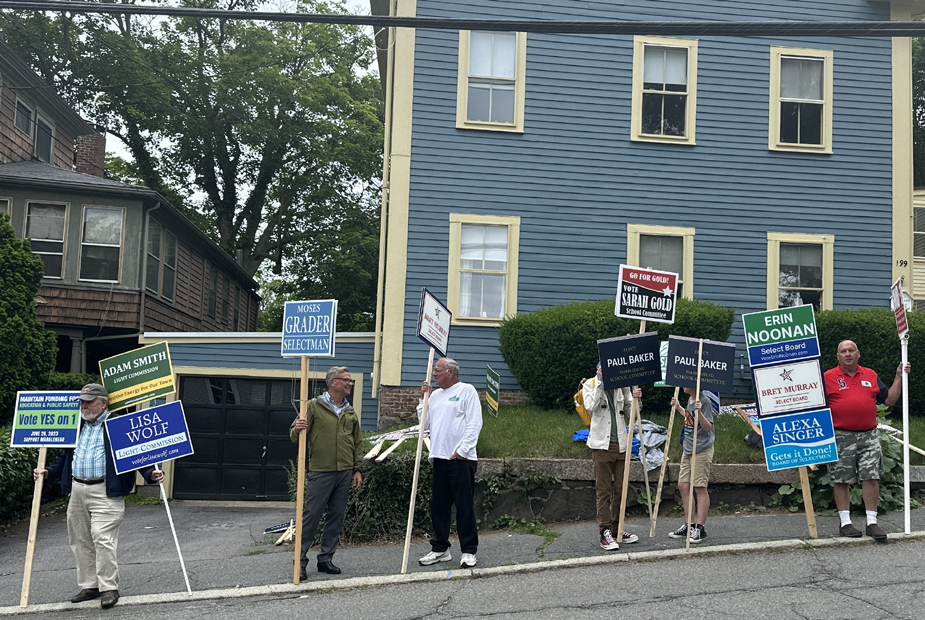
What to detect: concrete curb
<box><xmin>6</xmin><ymin>529</ymin><xmax>925</xmax><ymax>615</ymax></box>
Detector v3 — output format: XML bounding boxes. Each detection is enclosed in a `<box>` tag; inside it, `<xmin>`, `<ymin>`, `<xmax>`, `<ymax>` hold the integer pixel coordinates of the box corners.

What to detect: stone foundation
<box><xmin>377</xmin><ymin>385</ymin><xmax>530</xmax><ymax>430</ymax></box>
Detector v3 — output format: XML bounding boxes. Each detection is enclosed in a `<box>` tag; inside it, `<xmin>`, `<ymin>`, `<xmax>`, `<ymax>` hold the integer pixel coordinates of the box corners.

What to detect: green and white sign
<box><xmin>100</xmin><ymin>342</ymin><xmax>175</xmax><ymax>412</ymax></box>
<box><xmin>485</xmin><ymin>365</ymin><xmax>500</xmax><ymax>417</ymax></box>
<box><xmin>654</xmin><ymin>340</ymin><xmax>669</xmax><ymax>388</ymax></box>
<box><xmin>742</xmin><ymin>304</ymin><xmax>819</xmax><ymax>368</ymax></box>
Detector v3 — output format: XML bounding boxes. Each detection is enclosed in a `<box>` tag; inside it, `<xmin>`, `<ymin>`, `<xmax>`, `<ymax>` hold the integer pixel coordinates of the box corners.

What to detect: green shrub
<box><xmin>498</xmin><ymin>297</ymin><xmax>735</xmax><ymax>409</ymax></box>
<box><xmin>816</xmin><ymin>307</ymin><xmax>925</xmax><ymax>415</ymax></box>
<box><xmin>0</xmin><ymin>427</ymin><xmax>50</xmax><ymax>522</ymax></box>
<box><xmin>46</xmin><ymin>372</ymin><xmax>101</xmax><ymax>391</ymax></box>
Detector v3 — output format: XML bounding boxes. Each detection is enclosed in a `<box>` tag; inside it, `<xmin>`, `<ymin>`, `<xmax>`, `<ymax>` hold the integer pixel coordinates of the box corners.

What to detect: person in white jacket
<box><xmin>583</xmin><ymin>363</ymin><xmax>642</xmax><ymax>550</ymax></box>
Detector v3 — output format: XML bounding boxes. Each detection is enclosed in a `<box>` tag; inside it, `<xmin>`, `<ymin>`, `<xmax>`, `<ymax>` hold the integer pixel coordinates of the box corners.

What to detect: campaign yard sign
<box><xmin>597</xmin><ymin>332</ymin><xmax>662</xmax><ymax>390</ymax></box>
<box><xmin>892</xmin><ymin>277</ymin><xmax>909</xmax><ymax>338</ymax></box>
<box><xmin>10</xmin><ymin>391</ymin><xmax>81</xmax><ymax>448</ymax></box>
<box><xmin>753</xmin><ymin>359</ymin><xmax>826</xmax><ymax>418</ymax></box>
<box><xmin>615</xmin><ymin>265</ymin><xmax>678</xmax><ymax>324</ymax></box>
<box><xmin>281</xmin><ymin>299</ymin><xmax>338</xmax><ymax>357</ymax></box>
<box><xmin>485</xmin><ymin>366</ymin><xmax>500</xmax><ymax>417</ymax></box>
<box><xmin>654</xmin><ymin>340</ymin><xmax>669</xmax><ymax>388</ymax></box>
<box><xmin>665</xmin><ymin>336</ymin><xmax>736</xmax><ymax>392</ymax></box>
<box><xmin>742</xmin><ymin>305</ymin><xmax>819</xmax><ymax>368</ymax></box>
<box><xmin>416</xmin><ymin>288</ymin><xmax>452</xmax><ymax>357</ymax></box>
<box><xmin>759</xmin><ymin>408</ymin><xmax>837</xmax><ymax>472</ymax></box>
<box><xmin>106</xmin><ymin>401</ymin><xmax>194</xmax><ymax>475</ymax></box>
<box><xmin>100</xmin><ymin>342</ymin><xmax>175</xmax><ymax>412</ymax></box>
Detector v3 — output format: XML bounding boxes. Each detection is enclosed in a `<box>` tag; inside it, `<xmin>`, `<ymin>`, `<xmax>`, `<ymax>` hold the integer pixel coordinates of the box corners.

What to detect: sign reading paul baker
<box><xmin>281</xmin><ymin>299</ymin><xmax>338</xmax><ymax>357</ymax></box>
<box><xmin>615</xmin><ymin>265</ymin><xmax>678</xmax><ymax>324</ymax></box>
<box><xmin>100</xmin><ymin>342</ymin><xmax>175</xmax><ymax>412</ymax></box>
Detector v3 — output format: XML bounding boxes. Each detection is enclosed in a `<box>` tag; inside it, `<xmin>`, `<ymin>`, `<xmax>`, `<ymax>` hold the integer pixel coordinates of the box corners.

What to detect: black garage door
<box><xmin>173</xmin><ymin>376</ymin><xmax>322</xmax><ymax>500</ymax></box>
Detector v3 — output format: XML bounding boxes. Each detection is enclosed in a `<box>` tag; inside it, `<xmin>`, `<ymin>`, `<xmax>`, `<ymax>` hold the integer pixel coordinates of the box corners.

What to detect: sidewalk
<box><xmin>2</xmin><ymin>499</ymin><xmax>924</xmax><ymax>614</ymax></box>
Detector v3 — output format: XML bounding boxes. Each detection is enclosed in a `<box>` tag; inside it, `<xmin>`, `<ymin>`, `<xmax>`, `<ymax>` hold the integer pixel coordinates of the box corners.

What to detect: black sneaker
<box><xmin>668</xmin><ymin>524</ymin><xmax>688</xmax><ymax>539</ymax></box>
<box><xmin>689</xmin><ymin>525</ymin><xmax>704</xmax><ymax>543</ymax></box>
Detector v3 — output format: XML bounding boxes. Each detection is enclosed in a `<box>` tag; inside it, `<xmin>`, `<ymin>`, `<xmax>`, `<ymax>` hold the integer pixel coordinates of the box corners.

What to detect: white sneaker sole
<box><xmin>419</xmin><ymin>553</ymin><xmax>451</xmax><ymax>566</ymax></box>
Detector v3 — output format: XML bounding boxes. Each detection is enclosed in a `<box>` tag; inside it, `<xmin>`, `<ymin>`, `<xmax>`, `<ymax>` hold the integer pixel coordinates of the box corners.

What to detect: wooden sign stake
<box><xmin>615</xmin><ymin>320</ymin><xmax>646</xmax><ymax>546</ymax></box>
<box><xmin>401</xmin><ymin>347</ymin><xmax>436</xmax><ymax>573</ymax></box>
<box><xmin>798</xmin><ymin>466</ymin><xmax>818</xmax><ymax>538</ymax></box>
<box><xmin>293</xmin><ymin>356</ymin><xmax>309</xmax><ymax>584</ymax></box>
<box><xmin>19</xmin><ymin>447</ymin><xmax>46</xmax><ymax>608</ymax></box>
<box><xmin>685</xmin><ymin>338</ymin><xmax>704</xmax><ymax>552</ymax></box>
<box><xmin>650</xmin><ymin>386</ymin><xmax>680</xmax><ymax>537</ymax></box>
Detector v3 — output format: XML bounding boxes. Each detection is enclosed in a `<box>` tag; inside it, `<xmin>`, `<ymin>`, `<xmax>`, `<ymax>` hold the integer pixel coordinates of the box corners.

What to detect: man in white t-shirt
<box><xmin>416</xmin><ymin>357</ymin><xmax>483</xmax><ymax>569</ymax></box>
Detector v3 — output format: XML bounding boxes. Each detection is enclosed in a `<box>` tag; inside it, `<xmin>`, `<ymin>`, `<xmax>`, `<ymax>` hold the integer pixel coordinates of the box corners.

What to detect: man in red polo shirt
<box><xmin>824</xmin><ymin>340</ymin><xmax>910</xmax><ymax>540</ymax></box>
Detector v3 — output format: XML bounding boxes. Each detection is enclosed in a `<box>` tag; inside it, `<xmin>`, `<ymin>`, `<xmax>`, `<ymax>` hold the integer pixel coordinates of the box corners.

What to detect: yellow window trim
<box><xmin>626</xmin><ymin>223</ymin><xmax>695</xmax><ymax>299</ymax></box>
<box><xmin>768</xmin><ymin>46</ymin><xmax>834</xmax><ymax>154</ymax></box>
<box><xmin>447</xmin><ymin>213</ymin><xmax>520</xmax><ymax>326</ymax></box>
<box><xmin>456</xmin><ymin>30</ymin><xmax>527</xmax><ymax>133</ymax></box>
<box><xmin>631</xmin><ymin>35</ymin><xmax>698</xmax><ymax>145</ymax></box>
<box><xmin>766</xmin><ymin>232</ymin><xmax>834</xmax><ymax>311</ymax></box>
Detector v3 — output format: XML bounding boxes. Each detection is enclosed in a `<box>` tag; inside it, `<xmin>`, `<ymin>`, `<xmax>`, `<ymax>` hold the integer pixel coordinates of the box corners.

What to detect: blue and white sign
<box><xmin>760</xmin><ymin>408</ymin><xmax>837</xmax><ymax>472</ymax></box>
<box><xmin>281</xmin><ymin>299</ymin><xmax>338</xmax><ymax>357</ymax></box>
<box><xmin>10</xmin><ymin>391</ymin><xmax>81</xmax><ymax>448</ymax></box>
<box><xmin>106</xmin><ymin>401</ymin><xmax>194</xmax><ymax>475</ymax></box>
<box><xmin>742</xmin><ymin>305</ymin><xmax>820</xmax><ymax>368</ymax></box>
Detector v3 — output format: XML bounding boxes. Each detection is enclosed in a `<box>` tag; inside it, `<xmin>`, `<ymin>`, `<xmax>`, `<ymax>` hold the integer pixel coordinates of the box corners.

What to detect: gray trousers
<box><xmin>300</xmin><ymin>470</ymin><xmax>352</xmax><ymax>564</ymax></box>
<box><xmin>67</xmin><ymin>480</ymin><xmax>125</xmax><ymax>592</ymax></box>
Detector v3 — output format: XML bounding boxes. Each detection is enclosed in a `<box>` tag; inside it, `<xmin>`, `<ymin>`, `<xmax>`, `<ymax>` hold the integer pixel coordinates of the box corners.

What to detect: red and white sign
<box><xmin>753</xmin><ymin>358</ymin><xmax>827</xmax><ymax>418</ymax></box>
<box><xmin>892</xmin><ymin>277</ymin><xmax>909</xmax><ymax>338</ymax></box>
<box><xmin>416</xmin><ymin>288</ymin><xmax>452</xmax><ymax>357</ymax></box>
<box><xmin>615</xmin><ymin>265</ymin><xmax>678</xmax><ymax>324</ymax></box>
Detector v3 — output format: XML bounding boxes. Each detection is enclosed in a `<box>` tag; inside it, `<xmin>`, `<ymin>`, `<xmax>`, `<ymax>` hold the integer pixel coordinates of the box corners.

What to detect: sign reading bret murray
<box><xmin>416</xmin><ymin>288</ymin><xmax>452</xmax><ymax>358</ymax></box>
<box><xmin>106</xmin><ymin>401</ymin><xmax>194</xmax><ymax>475</ymax></box>
<box><xmin>597</xmin><ymin>332</ymin><xmax>661</xmax><ymax>390</ymax></box>
<box><xmin>665</xmin><ymin>335</ymin><xmax>736</xmax><ymax>392</ymax></box>
<box><xmin>615</xmin><ymin>265</ymin><xmax>678</xmax><ymax>324</ymax></box>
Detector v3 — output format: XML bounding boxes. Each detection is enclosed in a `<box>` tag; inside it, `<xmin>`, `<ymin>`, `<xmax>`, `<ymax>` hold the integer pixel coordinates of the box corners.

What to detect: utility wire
<box><xmin>2</xmin><ymin>1</ymin><xmax>925</xmax><ymax>37</ymax></box>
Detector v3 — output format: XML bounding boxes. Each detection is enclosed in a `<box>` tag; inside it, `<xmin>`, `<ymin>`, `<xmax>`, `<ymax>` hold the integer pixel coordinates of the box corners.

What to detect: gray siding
<box><xmin>397</xmin><ymin>0</ymin><xmax>895</xmax><ymax>396</ymax></box>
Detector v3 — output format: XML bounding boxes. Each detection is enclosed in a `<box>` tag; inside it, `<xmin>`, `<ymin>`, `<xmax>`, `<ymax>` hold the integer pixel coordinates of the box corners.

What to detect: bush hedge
<box><xmin>498</xmin><ymin>297</ymin><xmax>735</xmax><ymax>409</ymax></box>
<box><xmin>816</xmin><ymin>307</ymin><xmax>925</xmax><ymax>415</ymax></box>
<box><xmin>0</xmin><ymin>427</ymin><xmax>47</xmax><ymax>523</ymax></box>
<box><xmin>45</xmin><ymin>372</ymin><xmax>101</xmax><ymax>391</ymax></box>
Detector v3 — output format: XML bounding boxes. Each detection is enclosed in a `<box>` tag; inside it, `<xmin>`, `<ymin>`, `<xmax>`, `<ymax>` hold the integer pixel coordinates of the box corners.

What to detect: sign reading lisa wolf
<box><xmin>416</xmin><ymin>288</ymin><xmax>452</xmax><ymax>357</ymax></box>
<box><xmin>485</xmin><ymin>365</ymin><xmax>500</xmax><ymax>417</ymax></box>
<box><xmin>100</xmin><ymin>342</ymin><xmax>175</xmax><ymax>412</ymax></box>
<box><xmin>753</xmin><ymin>359</ymin><xmax>826</xmax><ymax>418</ymax></box>
<box><xmin>742</xmin><ymin>304</ymin><xmax>819</xmax><ymax>368</ymax></box>
<box><xmin>597</xmin><ymin>332</ymin><xmax>662</xmax><ymax>390</ymax></box>
<box><xmin>10</xmin><ymin>391</ymin><xmax>81</xmax><ymax>447</ymax></box>
<box><xmin>665</xmin><ymin>336</ymin><xmax>736</xmax><ymax>392</ymax></box>
<box><xmin>106</xmin><ymin>401</ymin><xmax>194</xmax><ymax>475</ymax></box>
<box><xmin>759</xmin><ymin>408</ymin><xmax>837</xmax><ymax>472</ymax></box>
<box><xmin>281</xmin><ymin>299</ymin><xmax>338</xmax><ymax>357</ymax></box>
<box><xmin>615</xmin><ymin>265</ymin><xmax>678</xmax><ymax>324</ymax></box>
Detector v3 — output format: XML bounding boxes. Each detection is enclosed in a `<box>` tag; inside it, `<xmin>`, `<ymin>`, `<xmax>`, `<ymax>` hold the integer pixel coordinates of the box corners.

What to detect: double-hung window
<box><xmin>14</xmin><ymin>100</ymin><xmax>32</xmax><ymax>135</ymax></box>
<box><xmin>632</xmin><ymin>36</ymin><xmax>698</xmax><ymax>144</ymax></box>
<box><xmin>767</xmin><ymin>232</ymin><xmax>834</xmax><ymax>310</ymax></box>
<box><xmin>457</xmin><ymin>31</ymin><xmax>527</xmax><ymax>132</ymax></box>
<box><xmin>626</xmin><ymin>224</ymin><xmax>695</xmax><ymax>298</ymax></box>
<box><xmin>146</xmin><ymin>218</ymin><xmax>178</xmax><ymax>300</ymax></box>
<box><xmin>770</xmin><ymin>47</ymin><xmax>833</xmax><ymax>153</ymax></box>
<box><xmin>26</xmin><ymin>202</ymin><xmax>67</xmax><ymax>278</ymax></box>
<box><xmin>79</xmin><ymin>207</ymin><xmax>123</xmax><ymax>282</ymax></box>
<box><xmin>35</xmin><ymin>115</ymin><xmax>53</xmax><ymax>163</ymax></box>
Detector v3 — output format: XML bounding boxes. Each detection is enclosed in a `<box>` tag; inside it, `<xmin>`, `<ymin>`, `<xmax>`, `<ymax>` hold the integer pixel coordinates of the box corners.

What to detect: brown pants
<box><xmin>592</xmin><ymin>441</ymin><xmax>626</xmax><ymax>534</ymax></box>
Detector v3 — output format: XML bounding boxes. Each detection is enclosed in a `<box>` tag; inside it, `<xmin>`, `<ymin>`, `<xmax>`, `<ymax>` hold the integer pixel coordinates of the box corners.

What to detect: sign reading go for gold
<box><xmin>100</xmin><ymin>342</ymin><xmax>175</xmax><ymax>412</ymax></box>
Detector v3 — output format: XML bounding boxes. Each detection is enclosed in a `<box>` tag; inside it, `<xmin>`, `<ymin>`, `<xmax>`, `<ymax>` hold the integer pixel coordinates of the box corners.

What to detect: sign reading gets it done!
<box><xmin>742</xmin><ymin>304</ymin><xmax>819</xmax><ymax>368</ymax></box>
<box><xmin>281</xmin><ymin>299</ymin><xmax>338</xmax><ymax>357</ymax></box>
<box><xmin>100</xmin><ymin>343</ymin><xmax>175</xmax><ymax>412</ymax></box>
<box><xmin>615</xmin><ymin>265</ymin><xmax>678</xmax><ymax>324</ymax></box>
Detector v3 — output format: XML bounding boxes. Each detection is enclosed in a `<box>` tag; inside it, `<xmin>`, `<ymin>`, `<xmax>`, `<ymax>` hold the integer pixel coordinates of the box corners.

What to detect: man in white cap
<box><xmin>34</xmin><ymin>383</ymin><xmax>163</xmax><ymax>609</ymax></box>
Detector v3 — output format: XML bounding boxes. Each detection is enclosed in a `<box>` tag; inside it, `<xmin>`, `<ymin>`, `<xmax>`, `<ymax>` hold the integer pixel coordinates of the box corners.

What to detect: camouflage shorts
<box><xmin>829</xmin><ymin>428</ymin><xmax>881</xmax><ymax>484</ymax></box>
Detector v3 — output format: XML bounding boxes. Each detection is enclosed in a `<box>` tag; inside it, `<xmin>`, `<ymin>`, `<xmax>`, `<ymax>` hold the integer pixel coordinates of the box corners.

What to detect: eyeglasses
<box><xmin>333</xmin><ymin>377</ymin><xmax>355</xmax><ymax>384</ymax></box>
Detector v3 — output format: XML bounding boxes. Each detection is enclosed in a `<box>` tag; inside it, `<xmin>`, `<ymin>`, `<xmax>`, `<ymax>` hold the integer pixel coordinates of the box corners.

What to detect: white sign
<box><xmin>753</xmin><ymin>359</ymin><xmax>826</xmax><ymax>417</ymax></box>
<box><xmin>416</xmin><ymin>288</ymin><xmax>451</xmax><ymax>357</ymax></box>
<box><xmin>892</xmin><ymin>278</ymin><xmax>909</xmax><ymax>338</ymax></box>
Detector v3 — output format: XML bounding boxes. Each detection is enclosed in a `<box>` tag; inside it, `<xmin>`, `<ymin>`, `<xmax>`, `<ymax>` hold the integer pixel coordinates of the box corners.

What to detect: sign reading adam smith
<box><xmin>615</xmin><ymin>265</ymin><xmax>678</xmax><ymax>324</ymax></box>
<box><xmin>100</xmin><ymin>343</ymin><xmax>175</xmax><ymax>412</ymax></box>
<box><xmin>281</xmin><ymin>299</ymin><xmax>338</xmax><ymax>357</ymax></box>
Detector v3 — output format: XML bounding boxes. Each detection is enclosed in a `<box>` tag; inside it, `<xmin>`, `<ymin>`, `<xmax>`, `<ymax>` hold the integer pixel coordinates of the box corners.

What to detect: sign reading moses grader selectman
<box><xmin>100</xmin><ymin>342</ymin><xmax>175</xmax><ymax>412</ymax></box>
<box><xmin>665</xmin><ymin>336</ymin><xmax>736</xmax><ymax>392</ymax></box>
<box><xmin>597</xmin><ymin>332</ymin><xmax>662</xmax><ymax>390</ymax></box>
<box><xmin>106</xmin><ymin>401</ymin><xmax>194</xmax><ymax>475</ymax></box>
<box><xmin>742</xmin><ymin>304</ymin><xmax>819</xmax><ymax>368</ymax></box>
<box><xmin>615</xmin><ymin>265</ymin><xmax>678</xmax><ymax>324</ymax></box>
<box><xmin>281</xmin><ymin>299</ymin><xmax>338</xmax><ymax>357</ymax></box>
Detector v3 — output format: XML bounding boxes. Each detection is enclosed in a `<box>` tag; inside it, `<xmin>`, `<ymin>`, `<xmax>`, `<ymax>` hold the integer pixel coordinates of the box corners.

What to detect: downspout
<box><xmin>371</xmin><ymin>0</ymin><xmax>398</xmax><ymax>398</ymax></box>
<box><xmin>139</xmin><ymin>201</ymin><xmax>161</xmax><ymax>335</ymax></box>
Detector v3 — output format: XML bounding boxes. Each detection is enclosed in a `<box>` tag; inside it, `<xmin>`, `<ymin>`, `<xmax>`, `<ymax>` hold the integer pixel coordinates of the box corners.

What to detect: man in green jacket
<box><xmin>290</xmin><ymin>366</ymin><xmax>363</xmax><ymax>577</ymax></box>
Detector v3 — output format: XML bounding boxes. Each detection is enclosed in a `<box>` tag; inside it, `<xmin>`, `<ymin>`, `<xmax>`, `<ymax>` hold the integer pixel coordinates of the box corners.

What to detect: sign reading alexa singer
<box><xmin>665</xmin><ymin>336</ymin><xmax>736</xmax><ymax>392</ymax></box>
<box><xmin>759</xmin><ymin>408</ymin><xmax>837</xmax><ymax>472</ymax></box>
<box><xmin>597</xmin><ymin>332</ymin><xmax>661</xmax><ymax>390</ymax></box>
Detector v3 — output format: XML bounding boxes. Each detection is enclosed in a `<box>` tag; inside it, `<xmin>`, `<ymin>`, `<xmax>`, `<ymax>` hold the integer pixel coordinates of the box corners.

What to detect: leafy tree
<box><xmin>0</xmin><ymin>0</ymin><xmax>384</xmax><ymax>287</ymax></box>
<box><xmin>0</xmin><ymin>213</ymin><xmax>57</xmax><ymax>425</ymax></box>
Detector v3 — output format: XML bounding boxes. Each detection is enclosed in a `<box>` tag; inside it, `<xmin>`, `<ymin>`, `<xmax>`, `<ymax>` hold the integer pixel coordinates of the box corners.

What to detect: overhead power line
<box><xmin>2</xmin><ymin>1</ymin><xmax>925</xmax><ymax>37</ymax></box>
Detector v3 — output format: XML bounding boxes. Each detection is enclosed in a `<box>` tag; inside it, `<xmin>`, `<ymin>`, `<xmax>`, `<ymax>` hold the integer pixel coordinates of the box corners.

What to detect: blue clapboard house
<box><xmin>369</xmin><ymin>0</ymin><xmax>919</xmax><ymax>418</ymax></box>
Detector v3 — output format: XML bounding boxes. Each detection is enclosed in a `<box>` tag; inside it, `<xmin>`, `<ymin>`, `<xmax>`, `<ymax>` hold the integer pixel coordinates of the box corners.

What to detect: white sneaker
<box><xmin>419</xmin><ymin>550</ymin><xmax>452</xmax><ymax>566</ymax></box>
<box><xmin>459</xmin><ymin>553</ymin><xmax>477</xmax><ymax>568</ymax></box>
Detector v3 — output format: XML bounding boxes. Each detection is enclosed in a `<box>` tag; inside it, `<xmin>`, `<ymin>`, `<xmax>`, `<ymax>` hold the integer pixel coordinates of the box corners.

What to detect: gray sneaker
<box><xmin>419</xmin><ymin>550</ymin><xmax>452</xmax><ymax>566</ymax></box>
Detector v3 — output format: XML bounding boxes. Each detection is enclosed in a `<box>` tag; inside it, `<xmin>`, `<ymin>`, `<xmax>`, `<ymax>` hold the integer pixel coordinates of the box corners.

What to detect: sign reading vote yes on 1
<box><xmin>753</xmin><ymin>359</ymin><xmax>826</xmax><ymax>418</ymax></box>
<box><xmin>416</xmin><ymin>288</ymin><xmax>452</xmax><ymax>358</ymax></box>
<box><xmin>615</xmin><ymin>265</ymin><xmax>678</xmax><ymax>324</ymax></box>
<box><xmin>760</xmin><ymin>408</ymin><xmax>838</xmax><ymax>472</ymax></box>
<box><xmin>485</xmin><ymin>365</ymin><xmax>500</xmax><ymax>417</ymax></box>
<box><xmin>106</xmin><ymin>401</ymin><xmax>194</xmax><ymax>475</ymax></box>
<box><xmin>742</xmin><ymin>304</ymin><xmax>819</xmax><ymax>368</ymax></box>
<box><xmin>100</xmin><ymin>342</ymin><xmax>175</xmax><ymax>412</ymax></box>
<box><xmin>281</xmin><ymin>299</ymin><xmax>338</xmax><ymax>357</ymax></box>
<box><xmin>597</xmin><ymin>332</ymin><xmax>662</xmax><ymax>390</ymax></box>
<box><xmin>10</xmin><ymin>391</ymin><xmax>81</xmax><ymax>448</ymax></box>
<box><xmin>665</xmin><ymin>336</ymin><xmax>736</xmax><ymax>392</ymax></box>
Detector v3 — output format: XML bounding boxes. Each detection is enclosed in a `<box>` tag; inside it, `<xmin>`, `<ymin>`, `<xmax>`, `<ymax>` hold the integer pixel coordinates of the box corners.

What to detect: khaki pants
<box><xmin>67</xmin><ymin>481</ymin><xmax>124</xmax><ymax>592</ymax></box>
<box><xmin>592</xmin><ymin>441</ymin><xmax>626</xmax><ymax>534</ymax></box>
